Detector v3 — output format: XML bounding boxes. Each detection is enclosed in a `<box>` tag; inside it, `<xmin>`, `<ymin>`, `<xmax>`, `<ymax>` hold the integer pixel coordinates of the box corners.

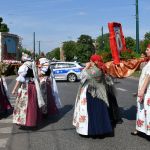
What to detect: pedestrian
<box><xmin>12</xmin><ymin>52</ymin><xmax>44</xmax><ymax>128</ymax></box>
<box><xmin>38</xmin><ymin>53</ymin><xmax>61</xmax><ymax>118</ymax></box>
<box><xmin>131</xmin><ymin>44</ymin><xmax>150</xmax><ymax>136</ymax></box>
<box><xmin>73</xmin><ymin>54</ymin><xmax>113</xmax><ymax>137</ymax></box>
<box><xmin>0</xmin><ymin>62</ymin><xmax>12</xmax><ymax>118</ymax></box>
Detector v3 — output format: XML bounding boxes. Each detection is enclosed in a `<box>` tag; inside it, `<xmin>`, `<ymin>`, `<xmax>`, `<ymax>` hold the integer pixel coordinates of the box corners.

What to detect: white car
<box><xmin>50</xmin><ymin>62</ymin><xmax>84</xmax><ymax>82</ymax></box>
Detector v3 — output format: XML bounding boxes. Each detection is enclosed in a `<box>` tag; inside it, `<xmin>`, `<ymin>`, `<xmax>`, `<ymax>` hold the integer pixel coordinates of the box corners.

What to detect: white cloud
<box><xmin>77</xmin><ymin>11</ymin><xmax>87</xmax><ymax>16</ymax></box>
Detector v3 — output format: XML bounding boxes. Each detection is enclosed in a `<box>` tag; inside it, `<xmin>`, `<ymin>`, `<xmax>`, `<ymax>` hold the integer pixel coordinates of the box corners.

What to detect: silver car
<box><xmin>50</xmin><ymin>62</ymin><xmax>84</xmax><ymax>82</ymax></box>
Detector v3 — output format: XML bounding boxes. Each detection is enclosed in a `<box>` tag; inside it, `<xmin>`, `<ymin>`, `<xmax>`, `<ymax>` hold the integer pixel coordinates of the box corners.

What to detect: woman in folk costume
<box><xmin>0</xmin><ymin>62</ymin><xmax>12</xmax><ymax>118</ymax></box>
<box><xmin>73</xmin><ymin>54</ymin><xmax>113</xmax><ymax>136</ymax></box>
<box><xmin>131</xmin><ymin>44</ymin><xmax>150</xmax><ymax>136</ymax></box>
<box><xmin>38</xmin><ymin>54</ymin><xmax>61</xmax><ymax>117</ymax></box>
<box><xmin>12</xmin><ymin>53</ymin><xmax>45</xmax><ymax>127</ymax></box>
<box><xmin>104</xmin><ymin>73</ymin><xmax>123</xmax><ymax>126</ymax></box>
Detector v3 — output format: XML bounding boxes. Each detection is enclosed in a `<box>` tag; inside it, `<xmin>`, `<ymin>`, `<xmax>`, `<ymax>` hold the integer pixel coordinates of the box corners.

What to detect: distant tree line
<box><xmin>46</xmin><ymin>32</ymin><xmax>150</xmax><ymax>63</ymax></box>
<box><xmin>2</xmin><ymin>16</ymin><xmax>150</xmax><ymax>63</ymax></box>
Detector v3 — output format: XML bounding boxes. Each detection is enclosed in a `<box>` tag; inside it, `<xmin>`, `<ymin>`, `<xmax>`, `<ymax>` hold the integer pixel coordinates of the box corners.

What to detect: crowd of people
<box><xmin>0</xmin><ymin>44</ymin><xmax>150</xmax><ymax>140</ymax></box>
<box><xmin>1</xmin><ymin>52</ymin><xmax>62</xmax><ymax>128</ymax></box>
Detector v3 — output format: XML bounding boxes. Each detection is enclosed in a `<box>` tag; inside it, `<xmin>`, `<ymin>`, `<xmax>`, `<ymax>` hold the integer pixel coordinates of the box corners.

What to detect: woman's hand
<box><xmin>12</xmin><ymin>90</ymin><xmax>16</xmax><ymax>95</ymax></box>
<box><xmin>137</xmin><ymin>89</ymin><xmax>145</xmax><ymax>103</ymax></box>
<box><xmin>85</xmin><ymin>62</ymin><xmax>91</xmax><ymax>69</ymax></box>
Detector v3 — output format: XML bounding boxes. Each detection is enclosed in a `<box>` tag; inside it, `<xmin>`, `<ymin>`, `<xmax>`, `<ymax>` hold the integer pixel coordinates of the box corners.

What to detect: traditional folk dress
<box><xmin>0</xmin><ymin>62</ymin><xmax>12</xmax><ymax>118</ymax></box>
<box><xmin>73</xmin><ymin>66</ymin><xmax>112</xmax><ymax>136</ymax></box>
<box><xmin>50</xmin><ymin>71</ymin><xmax>62</xmax><ymax>109</ymax></box>
<box><xmin>0</xmin><ymin>76</ymin><xmax>12</xmax><ymax>117</ymax></box>
<box><xmin>38</xmin><ymin>58</ymin><xmax>61</xmax><ymax>116</ymax></box>
<box><xmin>136</xmin><ymin>61</ymin><xmax>150</xmax><ymax>135</ymax></box>
<box><xmin>13</xmin><ymin>61</ymin><xmax>43</xmax><ymax>127</ymax></box>
<box><xmin>105</xmin><ymin>75</ymin><xmax>122</xmax><ymax>125</ymax></box>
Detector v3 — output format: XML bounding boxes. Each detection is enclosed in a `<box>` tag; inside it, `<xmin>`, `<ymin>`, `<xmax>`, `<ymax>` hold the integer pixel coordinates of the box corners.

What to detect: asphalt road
<box><xmin>1</xmin><ymin>76</ymin><xmax>150</xmax><ymax>150</ymax></box>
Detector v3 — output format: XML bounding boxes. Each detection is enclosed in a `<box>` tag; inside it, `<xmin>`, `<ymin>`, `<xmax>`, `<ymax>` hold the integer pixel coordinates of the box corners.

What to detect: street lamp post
<box><xmin>136</xmin><ymin>0</ymin><xmax>140</xmax><ymax>53</ymax></box>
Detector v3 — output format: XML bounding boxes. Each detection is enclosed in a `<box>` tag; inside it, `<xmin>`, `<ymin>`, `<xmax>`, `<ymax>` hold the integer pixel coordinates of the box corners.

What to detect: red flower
<box><xmin>136</xmin><ymin>119</ymin><xmax>144</xmax><ymax>127</ymax></box>
<box><xmin>147</xmin><ymin>98</ymin><xmax>150</xmax><ymax>106</ymax></box>
<box><xmin>81</xmin><ymin>98</ymin><xmax>87</xmax><ymax>105</ymax></box>
<box><xmin>147</xmin><ymin>125</ymin><xmax>150</xmax><ymax>130</ymax></box>
<box><xmin>79</xmin><ymin>116</ymin><xmax>86</xmax><ymax>122</ymax></box>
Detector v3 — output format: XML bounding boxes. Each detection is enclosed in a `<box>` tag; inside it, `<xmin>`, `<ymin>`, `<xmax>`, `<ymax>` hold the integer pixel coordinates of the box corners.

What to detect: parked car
<box><xmin>50</xmin><ymin>62</ymin><xmax>84</xmax><ymax>82</ymax></box>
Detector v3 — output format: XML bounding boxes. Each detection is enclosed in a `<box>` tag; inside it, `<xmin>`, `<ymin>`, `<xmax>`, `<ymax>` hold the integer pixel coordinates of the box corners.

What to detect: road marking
<box><xmin>0</xmin><ymin>118</ymin><xmax>12</xmax><ymax>123</ymax></box>
<box><xmin>0</xmin><ymin>127</ymin><xmax>12</xmax><ymax>134</ymax></box>
<box><xmin>0</xmin><ymin>138</ymin><xmax>8</xmax><ymax>148</ymax></box>
<box><xmin>116</xmin><ymin>87</ymin><xmax>127</xmax><ymax>92</ymax></box>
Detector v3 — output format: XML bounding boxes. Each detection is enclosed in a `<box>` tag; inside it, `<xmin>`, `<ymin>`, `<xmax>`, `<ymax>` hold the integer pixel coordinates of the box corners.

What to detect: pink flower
<box><xmin>147</xmin><ymin>98</ymin><xmax>150</xmax><ymax>106</ymax></box>
<box><xmin>91</xmin><ymin>71</ymin><xmax>96</xmax><ymax>75</ymax></box>
<box><xmin>136</xmin><ymin>119</ymin><xmax>144</xmax><ymax>127</ymax></box>
<box><xmin>79</xmin><ymin>116</ymin><xmax>86</xmax><ymax>122</ymax></box>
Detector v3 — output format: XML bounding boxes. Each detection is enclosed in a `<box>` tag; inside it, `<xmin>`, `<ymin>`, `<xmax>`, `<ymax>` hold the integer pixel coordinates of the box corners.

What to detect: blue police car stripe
<box><xmin>53</xmin><ymin>68</ymin><xmax>81</xmax><ymax>74</ymax></box>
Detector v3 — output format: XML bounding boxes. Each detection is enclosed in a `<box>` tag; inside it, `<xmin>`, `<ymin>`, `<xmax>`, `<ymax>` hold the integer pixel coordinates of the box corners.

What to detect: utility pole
<box><xmin>136</xmin><ymin>0</ymin><xmax>140</xmax><ymax>53</ymax></box>
<box><xmin>33</xmin><ymin>32</ymin><xmax>35</xmax><ymax>60</ymax></box>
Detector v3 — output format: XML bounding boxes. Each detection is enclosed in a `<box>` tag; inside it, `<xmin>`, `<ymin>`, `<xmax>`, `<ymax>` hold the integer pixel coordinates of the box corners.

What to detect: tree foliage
<box><xmin>96</xmin><ymin>33</ymin><xmax>110</xmax><ymax>52</ymax></box>
<box><xmin>0</xmin><ymin>17</ymin><xmax>9</xmax><ymax>32</ymax></box>
<box><xmin>144</xmin><ymin>32</ymin><xmax>150</xmax><ymax>41</ymax></box>
<box><xmin>63</xmin><ymin>41</ymin><xmax>76</xmax><ymax>61</ymax></box>
<box><xmin>125</xmin><ymin>36</ymin><xmax>136</xmax><ymax>51</ymax></box>
<box><xmin>76</xmin><ymin>35</ymin><xmax>95</xmax><ymax>62</ymax></box>
<box><xmin>46</xmin><ymin>48</ymin><xmax>60</xmax><ymax>60</ymax></box>
<box><xmin>45</xmin><ymin>30</ymin><xmax>150</xmax><ymax>63</ymax></box>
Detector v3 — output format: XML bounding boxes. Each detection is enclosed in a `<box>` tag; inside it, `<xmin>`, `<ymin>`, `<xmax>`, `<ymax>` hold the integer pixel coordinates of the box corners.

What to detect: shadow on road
<box><xmin>0</xmin><ymin>108</ymin><xmax>13</xmax><ymax>120</ymax></box>
<box><xmin>37</xmin><ymin>104</ymin><xmax>73</xmax><ymax>130</ymax></box>
<box><xmin>120</xmin><ymin>106</ymin><xmax>136</xmax><ymax>120</ymax></box>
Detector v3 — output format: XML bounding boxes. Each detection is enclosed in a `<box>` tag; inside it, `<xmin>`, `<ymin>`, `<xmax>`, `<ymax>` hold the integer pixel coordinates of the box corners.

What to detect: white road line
<box><xmin>0</xmin><ymin>118</ymin><xmax>12</xmax><ymax>123</ymax></box>
<box><xmin>116</xmin><ymin>87</ymin><xmax>127</xmax><ymax>92</ymax></box>
<box><xmin>0</xmin><ymin>138</ymin><xmax>8</xmax><ymax>148</ymax></box>
<box><xmin>0</xmin><ymin>127</ymin><xmax>12</xmax><ymax>134</ymax></box>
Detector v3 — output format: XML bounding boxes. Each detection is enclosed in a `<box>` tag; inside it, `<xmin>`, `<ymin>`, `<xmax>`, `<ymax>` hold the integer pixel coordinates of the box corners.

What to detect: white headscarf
<box><xmin>16</xmin><ymin>61</ymin><xmax>32</xmax><ymax>82</ymax></box>
<box><xmin>39</xmin><ymin>58</ymin><xmax>50</xmax><ymax>75</ymax></box>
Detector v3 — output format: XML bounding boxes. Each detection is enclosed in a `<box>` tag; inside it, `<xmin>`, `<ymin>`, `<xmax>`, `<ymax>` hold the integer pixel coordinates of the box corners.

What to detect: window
<box><xmin>68</xmin><ymin>63</ymin><xmax>76</xmax><ymax>67</ymax></box>
<box><xmin>55</xmin><ymin>63</ymin><xmax>69</xmax><ymax>69</ymax></box>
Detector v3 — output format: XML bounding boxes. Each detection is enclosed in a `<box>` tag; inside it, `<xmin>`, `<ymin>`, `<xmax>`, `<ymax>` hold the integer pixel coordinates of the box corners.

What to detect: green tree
<box><xmin>125</xmin><ymin>36</ymin><xmax>136</xmax><ymax>51</ymax></box>
<box><xmin>0</xmin><ymin>17</ymin><xmax>9</xmax><ymax>32</ymax></box>
<box><xmin>144</xmin><ymin>32</ymin><xmax>150</xmax><ymax>41</ymax></box>
<box><xmin>46</xmin><ymin>48</ymin><xmax>60</xmax><ymax>60</ymax></box>
<box><xmin>63</xmin><ymin>41</ymin><xmax>76</xmax><ymax>61</ymax></box>
<box><xmin>0</xmin><ymin>17</ymin><xmax>3</xmax><ymax>24</ymax></box>
<box><xmin>139</xmin><ymin>32</ymin><xmax>150</xmax><ymax>53</ymax></box>
<box><xmin>96</xmin><ymin>33</ymin><xmax>110</xmax><ymax>52</ymax></box>
<box><xmin>76</xmin><ymin>35</ymin><xmax>95</xmax><ymax>62</ymax></box>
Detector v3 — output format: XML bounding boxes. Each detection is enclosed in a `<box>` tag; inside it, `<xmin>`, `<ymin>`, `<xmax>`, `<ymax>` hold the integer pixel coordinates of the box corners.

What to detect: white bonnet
<box><xmin>39</xmin><ymin>58</ymin><xmax>50</xmax><ymax>75</ymax></box>
<box><xmin>39</xmin><ymin>58</ymin><xmax>49</xmax><ymax>65</ymax></box>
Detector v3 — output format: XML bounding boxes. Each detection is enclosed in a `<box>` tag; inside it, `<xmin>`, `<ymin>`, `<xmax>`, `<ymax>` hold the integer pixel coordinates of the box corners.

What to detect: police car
<box><xmin>50</xmin><ymin>62</ymin><xmax>84</xmax><ymax>82</ymax></box>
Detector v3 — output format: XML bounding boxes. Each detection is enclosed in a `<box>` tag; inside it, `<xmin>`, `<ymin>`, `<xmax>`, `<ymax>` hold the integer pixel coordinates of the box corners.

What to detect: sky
<box><xmin>0</xmin><ymin>0</ymin><xmax>150</xmax><ymax>53</ymax></box>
